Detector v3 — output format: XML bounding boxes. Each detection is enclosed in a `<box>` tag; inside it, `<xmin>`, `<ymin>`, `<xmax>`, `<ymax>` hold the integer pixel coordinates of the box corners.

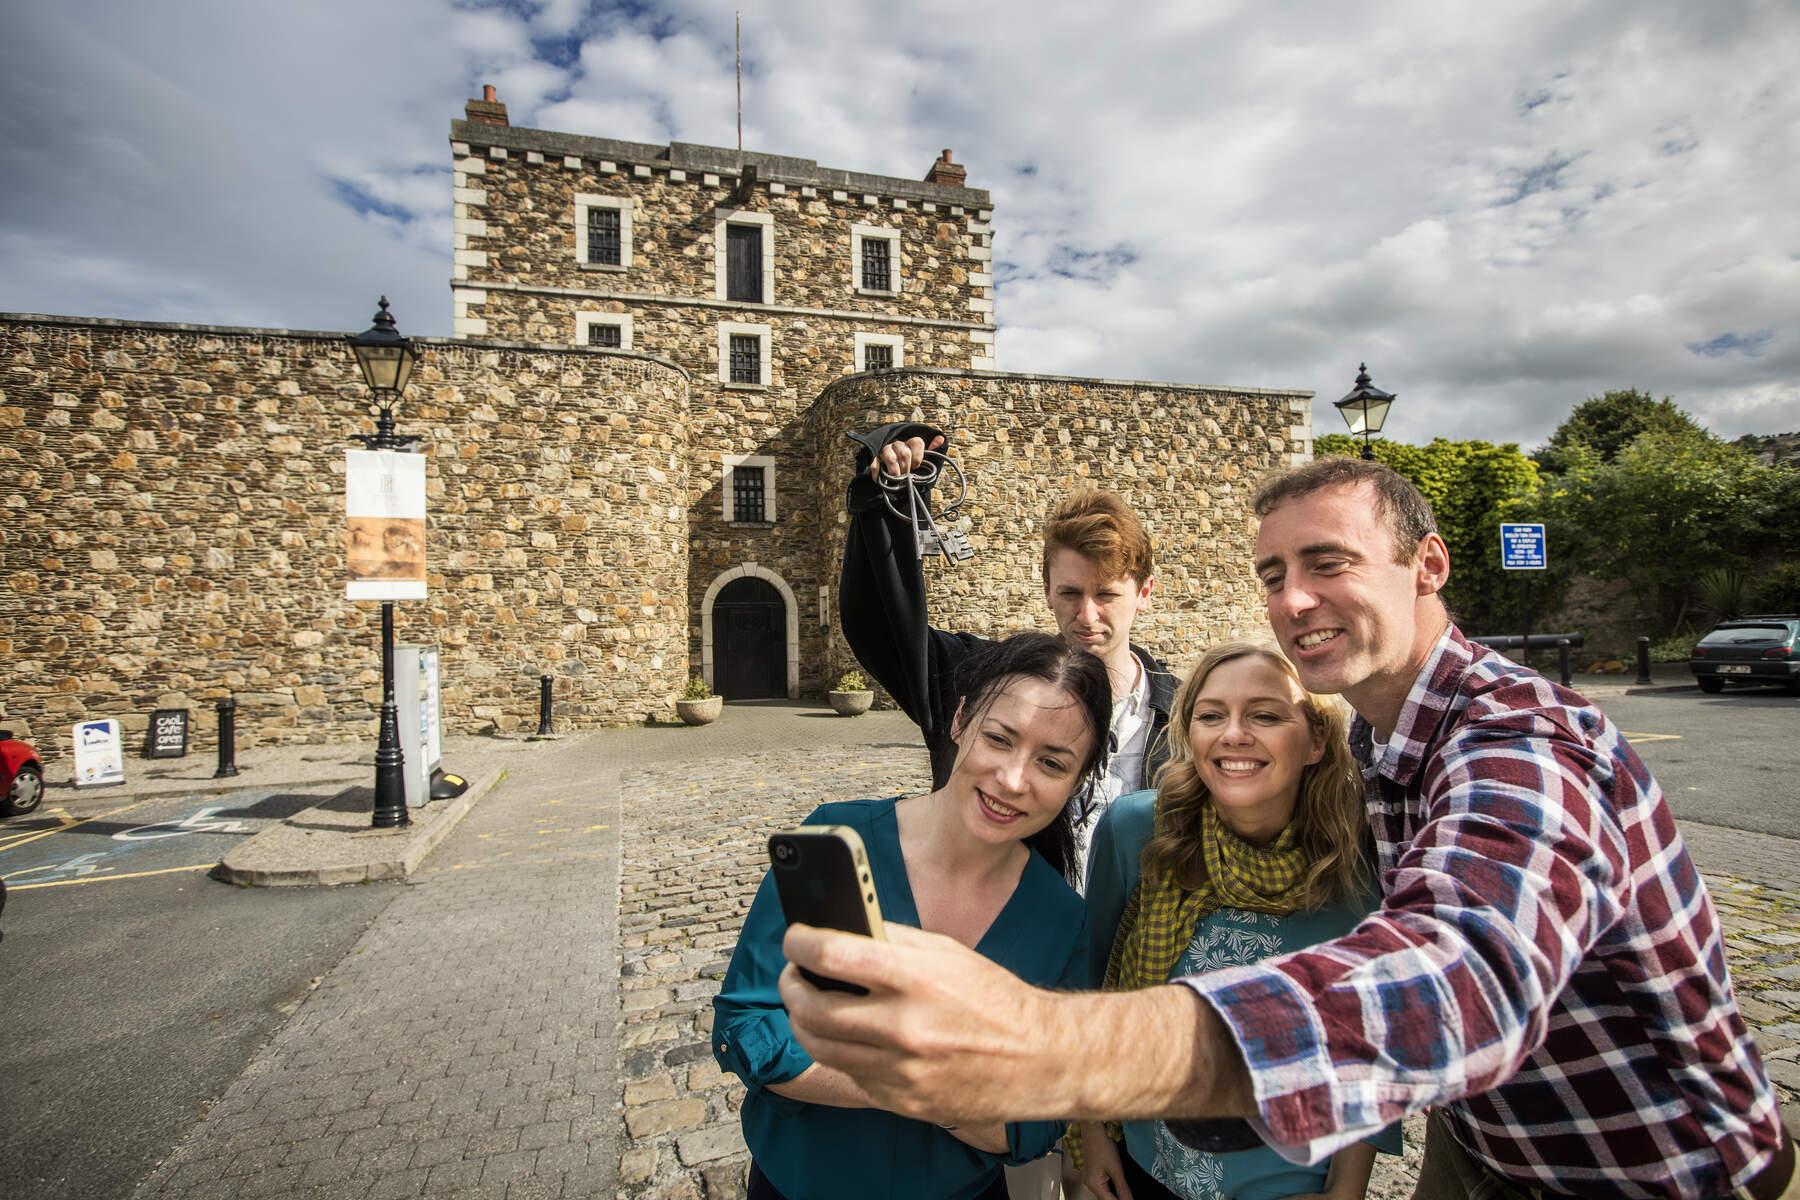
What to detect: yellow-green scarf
<box><xmin>1105</xmin><ymin>800</ymin><xmax>1312</xmax><ymax>992</ymax></box>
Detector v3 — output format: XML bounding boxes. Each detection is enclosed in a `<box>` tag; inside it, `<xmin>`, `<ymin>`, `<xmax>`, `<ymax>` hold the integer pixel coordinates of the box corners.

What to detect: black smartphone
<box><xmin>768</xmin><ymin>826</ymin><xmax>887</xmax><ymax>994</ymax></box>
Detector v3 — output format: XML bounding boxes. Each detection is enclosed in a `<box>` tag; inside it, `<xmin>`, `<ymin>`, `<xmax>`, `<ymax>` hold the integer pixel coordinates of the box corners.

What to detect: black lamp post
<box><xmin>1333</xmin><ymin>363</ymin><xmax>1395</xmax><ymax>460</ymax></box>
<box><xmin>348</xmin><ymin>297</ymin><xmax>421</xmax><ymax>829</ymax></box>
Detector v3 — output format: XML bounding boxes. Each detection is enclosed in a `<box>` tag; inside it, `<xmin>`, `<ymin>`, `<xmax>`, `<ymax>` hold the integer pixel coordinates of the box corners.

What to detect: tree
<box><xmin>1532</xmin><ymin>389</ymin><xmax>1706</xmax><ymax>474</ymax></box>
<box><xmin>1315</xmin><ymin>434</ymin><xmax>1544</xmax><ymax>633</ymax></box>
<box><xmin>1532</xmin><ymin>425</ymin><xmax>1777</xmax><ymax>630</ymax></box>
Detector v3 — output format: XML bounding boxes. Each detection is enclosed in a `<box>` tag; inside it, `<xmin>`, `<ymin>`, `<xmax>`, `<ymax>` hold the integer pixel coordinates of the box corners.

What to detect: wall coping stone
<box><xmin>0</xmin><ymin>311</ymin><xmax>689</xmax><ymax>379</ymax></box>
<box><xmin>448</xmin><ymin>122</ymin><xmax>991</xmax><ymax>208</ymax></box>
<box><xmin>814</xmin><ymin>364</ymin><xmax>1314</xmax><ymax>403</ymax></box>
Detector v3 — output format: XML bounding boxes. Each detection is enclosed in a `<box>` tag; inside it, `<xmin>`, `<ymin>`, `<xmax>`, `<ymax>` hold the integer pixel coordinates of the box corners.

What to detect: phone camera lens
<box><xmin>773</xmin><ymin>841</ymin><xmax>794</xmax><ymax>863</ymax></box>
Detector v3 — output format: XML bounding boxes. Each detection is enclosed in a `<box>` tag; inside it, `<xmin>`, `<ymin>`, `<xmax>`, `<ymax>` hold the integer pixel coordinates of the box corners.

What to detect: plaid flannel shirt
<box><xmin>1183</xmin><ymin>626</ymin><xmax>1782</xmax><ymax>1199</ymax></box>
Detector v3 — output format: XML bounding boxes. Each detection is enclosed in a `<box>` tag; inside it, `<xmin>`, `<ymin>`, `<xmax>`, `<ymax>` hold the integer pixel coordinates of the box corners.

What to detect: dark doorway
<box><xmin>715</xmin><ymin>577</ymin><xmax>787</xmax><ymax>699</ymax></box>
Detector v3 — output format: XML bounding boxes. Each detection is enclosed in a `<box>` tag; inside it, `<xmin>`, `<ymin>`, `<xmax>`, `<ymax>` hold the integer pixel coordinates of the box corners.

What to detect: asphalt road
<box><xmin>0</xmin><ymin>788</ymin><xmax>403</xmax><ymax>1200</ymax></box>
<box><xmin>1590</xmin><ymin>684</ymin><xmax>1800</xmax><ymax>842</ymax></box>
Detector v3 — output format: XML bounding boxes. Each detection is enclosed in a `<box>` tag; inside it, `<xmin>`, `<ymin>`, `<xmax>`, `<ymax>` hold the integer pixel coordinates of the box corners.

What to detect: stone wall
<box><xmin>805</xmin><ymin>368</ymin><xmax>1315</xmax><ymax>684</ymax></box>
<box><xmin>1544</xmin><ymin>573</ymin><xmax>1660</xmax><ymax>660</ymax></box>
<box><xmin>1</xmin><ymin>314</ymin><xmax>691</xmax><ymax>759</ymax></box>
<box><xmin>446</xmin><ymin>123</ymin><xmax>1001</xmax><ymax>699</ymax></box>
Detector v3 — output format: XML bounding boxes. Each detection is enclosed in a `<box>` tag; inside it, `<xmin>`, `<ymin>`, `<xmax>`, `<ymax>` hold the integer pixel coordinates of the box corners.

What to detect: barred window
<box><xmin>587</xmin><ymin>207</ymin><xmax>621</xmax><ymax>266</ymax></box>
<box><xmin>587</xmin><ymin>322</ymin><xmax>622</xmax><ymax>349</ymax></box>
<box><xmin>733</xmin><ymin>465</ymin><xmax>766</xmax><ymax>523</ymax></box>
<box><xmin>729</xmin><ymin>333</ymin><xmax>761</xmax><ymax>384</ymax></box>
<box><xmin>863</xmin><ymin>343</ymin><xmax>893</xmax><ymax>371</ymax></box>
<box><xmin>861</xmin><ymin>238</ymin><xmax>891</xmax><ymax>291</ymax></box>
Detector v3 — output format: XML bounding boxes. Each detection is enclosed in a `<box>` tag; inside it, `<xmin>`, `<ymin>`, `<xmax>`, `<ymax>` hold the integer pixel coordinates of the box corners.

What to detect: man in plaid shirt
<box><xmin>780</xmin><ymin>458</ymin><xmax>1795</xmax><ymax>1199</ymax></box>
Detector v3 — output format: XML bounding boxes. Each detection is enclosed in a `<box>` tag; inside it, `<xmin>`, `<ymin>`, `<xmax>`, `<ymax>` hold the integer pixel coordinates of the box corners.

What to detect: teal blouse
<box><xmin>1087</xmin><ymin>790</ymin><xmax>1401</xmax><ymax>1200</ymax></box>
<box><xmin>713</xmin><ymin>796</ymin><xmax>1088</xmax><ymax>1200</ymax></box>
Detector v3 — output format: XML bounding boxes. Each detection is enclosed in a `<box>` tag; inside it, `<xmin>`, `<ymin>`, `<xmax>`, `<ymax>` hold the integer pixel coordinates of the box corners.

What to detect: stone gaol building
<box><xmin>0</xmin><ymin>89</ymin><xmax>1314</xmax><ymax>758</ymax></box>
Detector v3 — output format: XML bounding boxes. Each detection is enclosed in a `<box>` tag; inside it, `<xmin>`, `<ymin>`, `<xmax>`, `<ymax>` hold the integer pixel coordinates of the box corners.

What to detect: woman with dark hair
<box><xmin>1072</xmin><ymin>641</ymin><xmax>1398</xmax><ymax>1200</ymax></box>
<box><xmin>713</xmin><ymin>631</ymin><xmax>1110</xmax><ymax>1200</ymax></box>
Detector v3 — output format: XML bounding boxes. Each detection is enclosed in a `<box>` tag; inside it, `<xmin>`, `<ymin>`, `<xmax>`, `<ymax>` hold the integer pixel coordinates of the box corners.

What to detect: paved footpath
<box><xmin>127</xmin><ymin>701</ymin><xmax>1799</xmax><ymax>1200</ymax></box>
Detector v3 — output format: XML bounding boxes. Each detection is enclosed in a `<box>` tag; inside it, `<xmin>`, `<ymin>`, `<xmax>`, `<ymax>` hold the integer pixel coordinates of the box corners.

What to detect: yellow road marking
<box><xmin>0</xmin><ymin>807</ymin><xmax>82</xmax><ymax>851</ymax></box>
<box><xmin>7</xmin><ymin>863</ymin><xmax>214</xmax><ymax>889</ymax></box>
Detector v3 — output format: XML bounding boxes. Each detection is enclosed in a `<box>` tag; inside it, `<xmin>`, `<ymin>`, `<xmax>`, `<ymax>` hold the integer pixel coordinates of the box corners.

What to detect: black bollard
<box><xmin>536</xmin><ymin>673</ymin><xmax>554</xmax><ymax>736</ymax></box>
<box><xmin>1634</xmin><ymin>636</ymin><xmax>1654</xmax><ymax>686</ymax></box>
<box><xmin>213</xmin><ymin>697</ymin><xmax>240</xmax><ymax>778</ymax></box>
<box><xmin>1558</xmin><ymin>638</ymin><xmax>1573</xmax><ymax>687</ymax></box>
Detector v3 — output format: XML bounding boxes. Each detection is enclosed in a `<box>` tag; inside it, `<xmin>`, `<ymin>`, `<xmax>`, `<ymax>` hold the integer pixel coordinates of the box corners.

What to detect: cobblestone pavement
<box><xmin>121</xmin><ymin>702</ymin><xmax>1799</xmax><ymax>1200</ymax></box>
<box><xmin>614</xmin><ymin>743</ymin><xmax>930</xmax><ymax>1200</ymax></box>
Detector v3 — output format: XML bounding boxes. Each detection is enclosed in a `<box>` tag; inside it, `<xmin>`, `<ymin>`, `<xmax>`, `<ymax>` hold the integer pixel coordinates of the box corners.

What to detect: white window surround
<box><xmin>699</xmin><ymin>562</ymin><xmax>799</xmax><ymax>697</ymax></box>
<box><xmin>575</xmin><ymin>311</ymin><xmax>633</xmax><ymax>350</ymax></box>
<box><xmin>854</xmin><ymin>331</ymin><xmax>904</xmax><ymax>371</ymax></box>
<box><xmin>722</xmin><ymin>454</ymin><xmax>776</xmax><ymax>524</ymax></box>
<box><xmin>851</xmin><ymin>223</ymin><xmax>902</xmax><ymax>295</ymax></box>
<box><xmin>714</xmin><ymin>208</ymin><xmax>774</xmax><ymax>304</ymax></box>
<box><xmin>718</xmin><ymin>321</ymin><xmax>772</xmax><ymax>387</ymax></box>
<box><xmin>574</xmin><ymin>194</ymin><xmax>633</xmax><ymax>269</ymax></box>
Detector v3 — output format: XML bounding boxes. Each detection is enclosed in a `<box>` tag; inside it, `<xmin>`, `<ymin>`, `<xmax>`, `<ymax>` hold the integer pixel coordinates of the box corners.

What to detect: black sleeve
<box><xmin>838</xmin><ymin>423</ymin><xmax>954</xmax><ymax>739</ymax></box>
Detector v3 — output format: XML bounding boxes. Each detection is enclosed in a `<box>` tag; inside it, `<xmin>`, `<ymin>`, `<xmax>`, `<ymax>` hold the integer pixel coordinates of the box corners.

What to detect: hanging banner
<box><xmin>73</xmin><ymin>718</ymin><xmax>126</xmax><ymax>788</ymax></box>
<box><xmin>345</xmin><ymin>450</ymin><xmax>427</xmax><ymax>600</ymax></box>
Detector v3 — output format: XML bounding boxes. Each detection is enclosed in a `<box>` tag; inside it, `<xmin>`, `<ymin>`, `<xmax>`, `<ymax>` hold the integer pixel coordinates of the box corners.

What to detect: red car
<box><xmin>1</xmin><ymin>730</ymin><xmax>44</xmax><ymax>818</ymax></box>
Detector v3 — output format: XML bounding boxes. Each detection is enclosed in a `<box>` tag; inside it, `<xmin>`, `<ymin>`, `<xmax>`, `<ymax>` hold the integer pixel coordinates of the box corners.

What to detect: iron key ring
<box><xmin>876</xmin><ymin>448</ymin><xmax>973</xmax><ymax>564</ymax></box>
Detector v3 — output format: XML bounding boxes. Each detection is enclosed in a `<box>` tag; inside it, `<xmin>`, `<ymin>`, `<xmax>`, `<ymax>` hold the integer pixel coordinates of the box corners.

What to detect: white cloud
<box><xmin>1</xmin><ymin>0</ymin><xmax>1795</xmax><ymax>444</ymax></box>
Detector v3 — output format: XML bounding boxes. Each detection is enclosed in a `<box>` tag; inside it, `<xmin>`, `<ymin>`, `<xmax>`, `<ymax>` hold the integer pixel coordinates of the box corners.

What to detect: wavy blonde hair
<box><xmin>1140</xmin><ymin>641</ymin><xmax>1368</xmax><ymax>909</ymax></box>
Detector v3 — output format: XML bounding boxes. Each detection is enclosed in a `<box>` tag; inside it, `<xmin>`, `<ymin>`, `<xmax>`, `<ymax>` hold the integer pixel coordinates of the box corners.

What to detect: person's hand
<box><xmin>779</xmin><ymin>924</ymin><xmax>1254</xmax><ymax>1128</ymax></box>
<box><xmin>778</xmin><ymin>922</ymin><xmax>1075</xmax><ymax>1125</ymax></box>
<box><xmin>870</xmin><ymin>434</ymin><xmax>946</xmax><ymax>482</ymax></box>
<box><xmin>1079</xmin><ymin>1122</ymin><xmax>1133</xmax><ymax>1200</ymax></box>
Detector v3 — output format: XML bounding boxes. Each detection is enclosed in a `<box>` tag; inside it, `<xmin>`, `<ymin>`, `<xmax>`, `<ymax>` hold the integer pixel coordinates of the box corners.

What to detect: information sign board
<box><xmin>1500</xmin><ymin>523</ymin><xmax>1547</xmax><ymax>570</ymax></box>
<box><xmin>73</xmin><ymin>719</ymin><xmax>125</xmax><ymax>788</ymax></box>
<box><xmin>146</xmin><ymin>708</ymin><xmax>189</xmax><ymax>758</ymax></box>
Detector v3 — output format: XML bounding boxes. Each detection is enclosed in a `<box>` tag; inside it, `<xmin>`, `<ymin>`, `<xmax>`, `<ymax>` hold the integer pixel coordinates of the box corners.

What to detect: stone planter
<box><xmin>675</xmin><ymin>696</ymin><xmax>723</xmax><ymax>725</ymax></box>
<box><xmin>828</xmin><ymin>690</ymin><xmax>874</xmax><ymax>717</ymax></box>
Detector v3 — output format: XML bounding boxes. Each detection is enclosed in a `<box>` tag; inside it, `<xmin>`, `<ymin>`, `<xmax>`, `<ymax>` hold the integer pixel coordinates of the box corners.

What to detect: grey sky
<box><xmin>2</xmin><ymin>0</ymin><xmax>1795</xmax><ymax>448</ymax></box>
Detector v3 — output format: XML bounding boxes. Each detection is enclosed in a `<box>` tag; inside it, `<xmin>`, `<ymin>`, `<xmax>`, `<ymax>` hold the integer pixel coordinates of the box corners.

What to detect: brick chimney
<box><xmin>924</xmin><ymin>149</ymin><xmax>966</xmax><ymax>188</ymax></box>
<box><xmin>465</xmin><ymin>84</ymin><xmax>509</xmax><ymax>127</ymax></box>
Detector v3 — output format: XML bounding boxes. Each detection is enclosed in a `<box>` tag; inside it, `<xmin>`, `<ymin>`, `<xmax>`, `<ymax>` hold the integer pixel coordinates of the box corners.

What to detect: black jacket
<box><xmin>839</xmin><ymin>422</ymin><xmax>1176</xmax><ymax>790</ymax></box>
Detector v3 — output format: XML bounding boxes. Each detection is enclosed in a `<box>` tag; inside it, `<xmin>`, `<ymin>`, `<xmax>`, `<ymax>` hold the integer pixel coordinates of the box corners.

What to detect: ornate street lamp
<box><xmin>347</xmin><ymin>298</ymin><xmax>421</xmax><ymax>829</ymax></box>
<box><xmin>349</xmin><ymin>297</ymin><xmax>422</xmax><ymax>453</ymax></box>
<box><xmin>1333</xmin><ymin>363</ymin><xmax>1395</xmax><ymax>460</ymax></box>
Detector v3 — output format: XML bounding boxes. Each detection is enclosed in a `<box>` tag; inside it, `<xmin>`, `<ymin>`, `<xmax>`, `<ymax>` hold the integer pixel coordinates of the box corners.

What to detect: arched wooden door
<box><xmin>713</xmin><ymin>576</ymin><xmax>787</xmax><ymax>699</ymax></box>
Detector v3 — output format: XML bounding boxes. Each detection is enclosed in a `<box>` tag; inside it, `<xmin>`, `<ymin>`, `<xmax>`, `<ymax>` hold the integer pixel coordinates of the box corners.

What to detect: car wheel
<box><xmin>1696</xmin><ymin>677</ymin><xmax>1725</xmax><ymax>694</ymax></box>
<box><xmin>3</xmin><ymin>763</ymin><xmax>43</xmax><ymax>816</ymax></box>
<box><xmin>1786</xmin><ymin>677</ymin><xmax>1800</xmax><ymax>697</ymax></box>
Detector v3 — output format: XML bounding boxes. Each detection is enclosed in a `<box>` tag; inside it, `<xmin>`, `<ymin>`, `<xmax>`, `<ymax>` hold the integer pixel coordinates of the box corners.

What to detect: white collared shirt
<box><xmin>1071</xmin><ymin>656</ymin><xmax>1152</xmax><ymax>891</ymax></box>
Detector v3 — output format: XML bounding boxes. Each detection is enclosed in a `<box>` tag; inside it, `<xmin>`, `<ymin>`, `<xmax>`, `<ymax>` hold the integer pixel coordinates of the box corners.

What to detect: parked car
<box><xmin>1</xmin><ymin>730</ymin><xmax>45</xmax><ymax>818</ymax></box>
<box><xmin>1689</xmin><ymin>615</ymin><xmax>1800</xmax><ymax>694</ymax></box>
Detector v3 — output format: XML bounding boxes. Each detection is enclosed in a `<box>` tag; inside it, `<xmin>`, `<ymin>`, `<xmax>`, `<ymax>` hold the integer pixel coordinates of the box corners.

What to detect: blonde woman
<box><xmin>1072</xmin><ymin>641</ymin><xmax>1399</xmax><ymax>1200</ymax></box>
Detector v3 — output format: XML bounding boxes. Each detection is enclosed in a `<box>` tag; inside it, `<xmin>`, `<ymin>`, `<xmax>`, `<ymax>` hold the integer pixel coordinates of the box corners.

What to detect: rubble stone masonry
<box><xmin>0</xmin><ymin>107</ymin><xmax>1320</xmax><ymax>760</ymax></box>
<box><xmin>806</xmin><ymin>368</ymin><xmax>1316</xmax><ymax>686</ymax></box>
<box><xmin>445</xmin><ymin>123</ymin><xmax>999</xmax><ymax>692</ymax></box>
<box><xmin>1</xmin><ymin>314</ymin><xmax>690</xmax><ymax>758</ymax></box>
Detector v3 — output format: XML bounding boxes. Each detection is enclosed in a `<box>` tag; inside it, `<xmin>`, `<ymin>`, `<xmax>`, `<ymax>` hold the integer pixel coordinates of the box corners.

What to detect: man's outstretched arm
<box><xmin>778</xmin><ymin>923</ymin><xmax>1257</xmax><ymax>1126</ymax></box>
